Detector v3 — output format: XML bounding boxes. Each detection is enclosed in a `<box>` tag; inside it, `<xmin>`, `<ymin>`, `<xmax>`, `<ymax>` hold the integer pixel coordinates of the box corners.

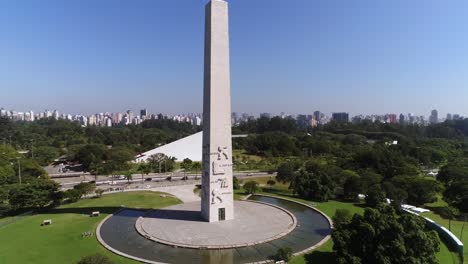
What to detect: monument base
<box><xmin>135</xmin><ymin>201</ymin><xmax>297</xmax><ymax>249</ymax></box>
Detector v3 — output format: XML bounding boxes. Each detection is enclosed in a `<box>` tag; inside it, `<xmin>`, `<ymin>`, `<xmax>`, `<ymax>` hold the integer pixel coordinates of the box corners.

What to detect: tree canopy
<box><xmin>332</xmin><ymin>205</ymin><xmax>440</xmax><ymax>264</ymax></box>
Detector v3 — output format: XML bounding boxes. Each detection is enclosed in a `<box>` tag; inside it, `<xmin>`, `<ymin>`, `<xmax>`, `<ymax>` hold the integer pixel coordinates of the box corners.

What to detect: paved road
<box><xmin>55</xmin><ymin>172</ymin><xmax>275</xmax><ymax>188</ymax></box>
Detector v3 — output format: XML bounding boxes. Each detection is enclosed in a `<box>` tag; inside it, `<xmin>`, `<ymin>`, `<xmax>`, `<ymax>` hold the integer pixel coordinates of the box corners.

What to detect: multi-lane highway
<box><xmin>55</xmin><ymin>171</ymin><xmax>275</xmax><ymax>190</ymax></box>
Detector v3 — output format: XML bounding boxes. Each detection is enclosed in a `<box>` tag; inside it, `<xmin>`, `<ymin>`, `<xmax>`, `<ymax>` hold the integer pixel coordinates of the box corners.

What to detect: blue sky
<box><xmin>1</xmin><ymin>0</ymin><xmax>467</xmax><ymax>117</ymax></box>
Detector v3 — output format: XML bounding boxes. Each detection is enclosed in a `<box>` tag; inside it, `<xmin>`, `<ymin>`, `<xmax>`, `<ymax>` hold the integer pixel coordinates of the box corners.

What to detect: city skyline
<box><xmin>2</xmin><ymin>0</ymin><xmax>468</xmax><ymax>116</ymax></box>
<box><xmin>1</xmin><ymin>105</ymin><xmax>463</xmax><ymax>129</ymax></box>
<box><xmin>1</xmin><ymin>105</ymin><xmax>463</xmax><ymax>118</ymax></box>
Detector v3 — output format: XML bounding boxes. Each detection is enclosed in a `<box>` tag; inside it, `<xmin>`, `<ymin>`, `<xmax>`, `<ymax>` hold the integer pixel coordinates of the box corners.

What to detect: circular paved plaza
<box><xmin>135</xmin><ymin>201</ymin><xmax>296</xmax><ymax>249</ymax></box>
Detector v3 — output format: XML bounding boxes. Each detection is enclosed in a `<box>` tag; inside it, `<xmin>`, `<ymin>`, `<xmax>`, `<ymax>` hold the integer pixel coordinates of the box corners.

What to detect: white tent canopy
<box><xmin>135</xmin><ymin>132</ymin><xmax>203</xmax><ymax>162</ymax></box>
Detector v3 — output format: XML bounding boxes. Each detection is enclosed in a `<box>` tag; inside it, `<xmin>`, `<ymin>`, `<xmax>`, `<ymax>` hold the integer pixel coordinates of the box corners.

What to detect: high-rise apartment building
<box><xmin>429</xmin><ymin>109</ymin><xmax>438</xmax><ymax>124</ymax></box>
<box><xmin>332</xmin><ymin>112</ymin><xmax>349</xmax><ymax>122</ymax></box>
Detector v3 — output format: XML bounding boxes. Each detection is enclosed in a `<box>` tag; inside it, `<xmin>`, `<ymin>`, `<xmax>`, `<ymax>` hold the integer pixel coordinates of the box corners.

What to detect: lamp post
<box><xmin>17</xmin><ymin>158</ymin><xmax>21</xmax><ymax>184</ymax></box>
<box><xmin>30</xmin><ymin>139</ymin><xmax>34</xmax><ymax>159</ymax></box>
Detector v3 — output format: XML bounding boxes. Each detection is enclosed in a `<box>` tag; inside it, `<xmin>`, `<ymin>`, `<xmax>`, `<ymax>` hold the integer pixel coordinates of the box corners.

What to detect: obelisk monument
<box><xmin>201</xmin><ymin>0</ymin><xmax>234</xmax><ymax>222</ymax></box>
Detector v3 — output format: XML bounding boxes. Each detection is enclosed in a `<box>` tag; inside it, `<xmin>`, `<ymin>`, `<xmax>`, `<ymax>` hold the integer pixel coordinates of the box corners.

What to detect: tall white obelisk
<box><xmin>201</xmin><ymin>0</ymin><xmax>234</xmax><ymax>222</ymax></box>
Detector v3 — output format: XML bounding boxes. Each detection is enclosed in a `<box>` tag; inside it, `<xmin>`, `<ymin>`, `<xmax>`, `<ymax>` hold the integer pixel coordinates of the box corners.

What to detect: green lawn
<box><xmin>0</xmin><ymin>192</ymin><xmax>181</xmax><ymax>264</ymax></box>
<box><xmin>0</xmin><ymin>188</ymin><xmax>461</xmax><ymax>264</ymax></box>
<box><xmin>423</xmin><ymin>196</ymin><xmax>466</xmax><ymax>263</ymax></box>
<box><xmin>239</xmin><ymin>175</ymin><xmax>289</xmax><ymax>188</ymax></box>
<box><xmin>233</xmin><ymin>149</ymin><xmax>264</xmax><ymax>162</ymax></box>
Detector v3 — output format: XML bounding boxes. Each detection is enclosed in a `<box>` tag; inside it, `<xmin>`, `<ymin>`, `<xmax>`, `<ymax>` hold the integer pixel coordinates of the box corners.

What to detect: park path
<box><xmin>152</xmin><ymin>184</ymin><xmax>200</xmax><ymax>203</ymax></box>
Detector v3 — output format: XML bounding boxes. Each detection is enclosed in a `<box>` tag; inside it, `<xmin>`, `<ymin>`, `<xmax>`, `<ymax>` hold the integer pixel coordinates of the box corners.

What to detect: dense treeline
<box><xmin>0</xmin><ymin>144</ymin><xmax>57</xmax><ymax>215</ymax></box>
<box><xmin>0</xmin><ymin>117</ymin><xmax>199</xmax><ymax>166</ymax></box>
<box><xmin>235</xmin><ymin>117</ymin><xmax>468</xmax><ymax>214</ymax></box>
<box><xmin>1</xmin><ymin>115</ymin><xmax>467</xmax><ymax>216</ymax></box>
<box><xmin>0</xmin><ymin>117</ymin><xmax>199</xmax><ymax>215</ymax></box>
<box><xmin>235</xmin><ymin>115</ymin><xmax>468</xmax><ymax>139</ymax></box>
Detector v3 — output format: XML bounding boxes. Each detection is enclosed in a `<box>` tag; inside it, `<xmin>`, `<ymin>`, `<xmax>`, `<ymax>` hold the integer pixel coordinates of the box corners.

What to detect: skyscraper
<box><xmin>388</xmin><ymin>114</ymin><xmax>397</xmax><ymax>124</ymax></box>
<box><xmin>399</xmin><ymin>113</ymin><xmax>405</xmax><ymax>124</ymax></box>
<box><xmin>332</xmin><ymin>112</ymin><xmax>349</xmax><ymax>122</ymax></box>
<box><xmin>429</xmin><ymin>109</ymin><xmax>438</xmax><ymax>124</ymax></box>
<box><xmin>140</xmin><ymin>109</ymin><xmax>148</xmax><ymax>120</ymax></box>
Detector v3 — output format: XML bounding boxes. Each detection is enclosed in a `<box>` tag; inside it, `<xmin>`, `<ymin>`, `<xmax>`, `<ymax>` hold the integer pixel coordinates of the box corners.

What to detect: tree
<box><xmin>106</xmin><ymin>147</ymin><xmax>134</xmax><ymax>171</ymax></box>
<box><xmin>74</xmin><ymin>182</ymin><xmax>96</xmax><ymax>197</ymax></box>
<box><xmin>124</xmin><ymin>171</ymin><xmax>133</xmax><ymax>184</ymax></box>
<box><xmin>266</xmin><ymin>179</ymin><xmax>276</xmax><ymax>189</ymax></box>
<box><xmin>437</xmin><ymin>161</ymin><xmax>468</xmax><ymax>185</ymax></box>
<box><xmin>438</xmin><ymin>206</ymin><xmax>459</xmax><ymax>231</ymax></box>
<box><xmin>274</xmin><ymin>247</ymin><xmax>293</xmax><ymax>262</ymax></box>
<box><xmin>138</xmin><ymin>164</ymin><xmax>151</xmax><ymax>184</ymax></box>
<box><xmin>89</xmin><ymin>163</ymin><xmax>104</xmax><ymax>183</ymax></box>
<box><xmin>243</xmin><ymin>181</ymin><xmax>260</xmax><ymax>194</ymax></box>
<box><xmin>233</xmin><ymin>176</ymin><xmax>240</xmax><ymax>190</ymax></box>
<box><xmin>148</xmin><ymin>153</ymin><xmax>166</xmax><ymax>173</ymax></box>
<box><xmin>34</xmin><ymin>146</ymin><xmax>60</xmax><ymax>166</ymax></box>
<box><xmin>392</xmin><ymin>175</ymin><xmax>443</xmax><ymax>206</ymax></box>
<box><xmin>0</xmin><ymin>187</ymin><xmax>11</xmax><ymax>215</ymax></box>
<box><xmin>332</xmin><ymin>205</ymin><xmax>440</xmax><ymax>264</ymax></box>
<box><xmin>436</xmin><ymin>161</ymin><xmax>468</xmax><ymax>213</ymax></box>
<box><xmin>8</xmin><ymin>179</ymin><xmax>60</xmax><ymax>210</ymax></box>
<box><xmin>365</xmin><ymin>185</ymin><xmax>386</xmax><ymax>207</ymax></box>
<box><xmin>12</xmin><ymin>158</ymin><xmax>48</xmax><ymax>183</ymax></box>
<box><xmin>252</xmin><ymin>132</ymin><xmax>300</xmax><ymax>156</ymax></box>
<box><xmin>95</xmin><ymin>189</ymin><xmax>105</xmax><ymax>198</ymax></box>
<box><xmin>192</xmin><ymin>162</ymin><xmax>202</xmax><ymax>179</ymax></box>
<box><xmin>74</xmin><ymin>144</ymin><xmax>106</xmax><ymax>171</ymax></box>
<box><xmin>77</xmin><ymin>253</ymin><xmax>113</xmax><ymax>264</ymax></box>
<box><xmin>382</xmin><ymin>182</ymin><xmax>408</xmax><ymax>212</ymax></box>
<box><xmin>290</xmin><ymin>168</ymin><xmax>335</xmax><ymax>202</ymax></box>
<box><xmin>181</xmin><ymin>158</ymin><xmax>193</xmax><ymax>171</ymax></box>
<box><xmin>443</xmin><ymin>181</ymin><xmax>468</xmax><ymax>213</ymax></box>
<box><xmin>343</xmin><ymin>175</ymin><xmax>362</xmax><ymax>201</ymax></box>
<box><xmin>276</xmin><ymin>162</ymin><xmax>298</xmax><ymax>183</ymax></box>
<box><xmin>0</xmin><ymin>162</ymin><xmax>15</xmax><ymax>185</ymax></box>
<box><xmin>333</xmin><ymin>209</ymin><xmax>352</xmax><ymax>226</ymax></box>
<box><xmin>358</xmin><ymin>170</ymin><xmax>383</xmax><ymax>193</ymax></box>
<box><xmin>65</xmin><ymin>189</ymin><xmax>82</xmax><ymax>203</ymax></box>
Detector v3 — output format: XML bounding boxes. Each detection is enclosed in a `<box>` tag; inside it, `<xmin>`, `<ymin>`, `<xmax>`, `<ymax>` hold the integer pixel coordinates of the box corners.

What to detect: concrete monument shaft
<box><xmin>201</xmin><ymin>0</ymin><xmax>234</xmax><ymax>222</ymax></box>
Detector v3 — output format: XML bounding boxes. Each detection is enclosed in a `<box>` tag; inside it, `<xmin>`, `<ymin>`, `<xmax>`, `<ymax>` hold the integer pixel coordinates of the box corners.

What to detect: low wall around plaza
<box><xmin>403</xmin><ymin>209</ymin><xmax>464</xmax><ymax>262</ymax></box>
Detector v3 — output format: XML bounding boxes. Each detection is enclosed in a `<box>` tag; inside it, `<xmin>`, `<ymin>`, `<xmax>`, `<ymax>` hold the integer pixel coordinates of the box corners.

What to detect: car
<box><xmin>145</xmin><ymin>178</ymin><xmax>152</xmax><ymax>181</ymax></box>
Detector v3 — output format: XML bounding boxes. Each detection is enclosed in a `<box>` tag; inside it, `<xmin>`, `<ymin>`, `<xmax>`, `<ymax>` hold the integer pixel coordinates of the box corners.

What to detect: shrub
<box><xmin>77</xmin><ymin>253</ymin><xmax>113</xmax><ymax>264</ymax></box>
<box><xmin>95</xmin><ymin>189</ymin><xmax>104</xmax><ymax>198</ymax></box>
<box><xmin>243</xmin><ymin>181</ymin><xmax>260</xmax><ymax>194</ymax></box>
<box><xmin>274</xmin><ymin>247</ymin><xmax>293</xmax><ymax>261</ymax></box>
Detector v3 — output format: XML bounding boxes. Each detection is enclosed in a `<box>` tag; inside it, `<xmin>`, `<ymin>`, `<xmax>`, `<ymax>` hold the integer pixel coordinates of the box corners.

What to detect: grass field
<box><xmin>233</xmin><ymin>149</ymin><xmax>264</xmax><ymax>162</ymax></box>
<box><xmin>423</xmin><ymin>196</ymin><xmax>466</xmax><ymax>263</ymax></box>
<box><xmin>0</xmin><ymin>192</ymin><xmax>181</xmax><ymax>264</ymax></box>
<box><xmin>239</xmin><ymin>175</ymin><xmax>288</xmax><ymax>188</ymax></box>
<box><xmin>0</xmin><ymin>186</ymin><xmax>462</xmax><ymax>264</ymax></box>
<box><xmin>422</xmin><ymin>211</ymin><xmax>467</xmax><ymax>263</ymax></box>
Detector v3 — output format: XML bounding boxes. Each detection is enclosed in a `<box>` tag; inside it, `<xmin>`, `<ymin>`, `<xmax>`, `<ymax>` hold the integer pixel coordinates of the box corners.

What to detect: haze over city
<box><xmin>2</xmin><ymin>0</ymin><xmax>468</xmax><ymax>116</ymax></box>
